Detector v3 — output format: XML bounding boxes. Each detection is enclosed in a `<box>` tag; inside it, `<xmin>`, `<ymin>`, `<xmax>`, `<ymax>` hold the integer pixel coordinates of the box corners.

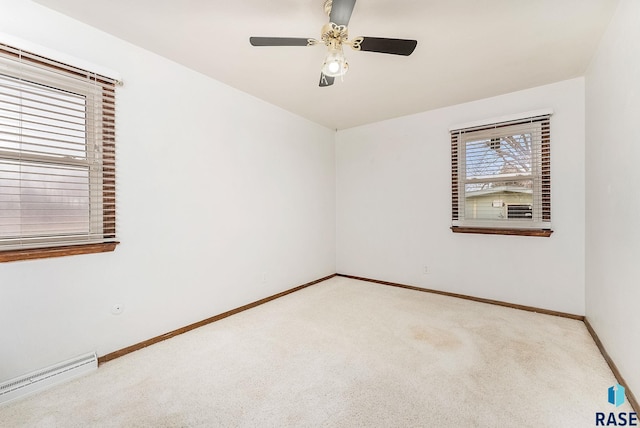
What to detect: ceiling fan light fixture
<box><xmin>321</xmin><ymin>46</ymin><xmax>349</xmax><ymax>77</ymax></box>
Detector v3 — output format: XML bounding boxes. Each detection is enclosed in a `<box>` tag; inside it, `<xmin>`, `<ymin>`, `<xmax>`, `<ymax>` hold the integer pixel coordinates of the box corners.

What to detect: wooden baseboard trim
<box><xmin>336</xmin><ymin>274</ymin><xmax>585</xmax><ymax>321</ymax></box>
<box><xmin>97</xmin><ymin>271</ymin><xmax>637</xmax><ymax>414</ymax></box>
<box><xmin>97</xmin><ymin>274</ymin><xmax>336</xmax><ymax>365</ymax></box>
<box><xmin>584</xmin><ymin>318</ymin><xmax>639</xmax><ymax>413</ymax></box>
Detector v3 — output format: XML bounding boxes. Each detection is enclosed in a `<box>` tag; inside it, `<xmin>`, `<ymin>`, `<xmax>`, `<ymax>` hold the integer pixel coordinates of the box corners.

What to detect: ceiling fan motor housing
<box><xmin>321</xmin><ymin>23</ymin><xmax>349</xmax><ymax>49</ymax></box>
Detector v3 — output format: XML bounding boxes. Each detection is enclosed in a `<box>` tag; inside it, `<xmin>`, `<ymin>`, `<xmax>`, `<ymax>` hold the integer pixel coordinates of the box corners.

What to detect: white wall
<box><xmin>0</xmin><ymin>0</ymin><xmax>335</xmax><ymax>382</ymax></box>
<box><xmin>337</xmin><ymin>78</ymin><xmax>586</xmax><ymax>315</ymax></box>
<box><xmin>585</xmin><ymin>0</ymin><xmax>640</xmax><ymax>397</ymax></box>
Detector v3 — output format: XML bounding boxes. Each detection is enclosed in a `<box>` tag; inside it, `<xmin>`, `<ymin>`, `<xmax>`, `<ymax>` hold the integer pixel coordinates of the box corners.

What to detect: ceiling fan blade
<box><xmin>357</xmin><ymin>37</ymin><xmax>417</xmax><ymax>56</ymax></box>
<box><xmin>319</xmin><ymin>73</ymin><xmax>335</xmax><ymax>87</ymax></box>
<box><xmin>330</xmin><ymin>0</ymin><xmax>357</xmax><ymax>26</ymax></box>
<box><xmin>249</xmin><ymin>37</ymin><xmax>311</xmax><ymax>47</ymax></box>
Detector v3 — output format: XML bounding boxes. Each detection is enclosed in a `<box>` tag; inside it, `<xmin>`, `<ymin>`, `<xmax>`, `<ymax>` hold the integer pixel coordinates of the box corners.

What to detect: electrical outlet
<box><xmin>423</xmin><ymin>266</ymin><xmax>429</xmax><ymax>275</ymax></box>
<box><xmin>111</xmin><ymin>303</ymin><xmax>125</xmax><ymax>315</ymax></box>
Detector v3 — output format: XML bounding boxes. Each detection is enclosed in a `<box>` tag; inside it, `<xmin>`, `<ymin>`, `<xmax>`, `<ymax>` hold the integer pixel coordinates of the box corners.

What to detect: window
<box><xmin>450</xmin><ymin>111</ymin><xmax>552</xmax><ymax>237</ymax></box>
<box><xmin>0</xmin><ymin>44</ymin><xmax>118</xmax><ymax>261</ymax></box>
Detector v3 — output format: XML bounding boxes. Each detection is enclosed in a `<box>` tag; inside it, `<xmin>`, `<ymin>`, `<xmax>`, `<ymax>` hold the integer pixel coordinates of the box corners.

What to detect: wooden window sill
<box><xmin>451</xmin><ymin>227</ymin><xmax>553</xmax><ymax>237</ymax></box>
<box><xmin>0</xmin><ymin>242</ymin><xmax>119</xmax><ymax>263</ymax></box>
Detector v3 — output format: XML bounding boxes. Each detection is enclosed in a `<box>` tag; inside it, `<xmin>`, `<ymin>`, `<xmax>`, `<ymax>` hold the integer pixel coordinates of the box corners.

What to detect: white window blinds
<box><xmin>451</xmin><ymin>112</ymin><xmax>551</xmax><ymax>231</ymax></box>
<box><xmin>0</xmin><ymin>43</ymin><xmax>117</xmax><ymax>251</ymax></box>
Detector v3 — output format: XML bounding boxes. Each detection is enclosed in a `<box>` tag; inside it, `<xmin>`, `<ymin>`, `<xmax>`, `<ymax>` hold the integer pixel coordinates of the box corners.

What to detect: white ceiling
<box><xmin>34</xmin><ymin>0</ymin><xmax>618</xmax><ymax>130</ymax></box>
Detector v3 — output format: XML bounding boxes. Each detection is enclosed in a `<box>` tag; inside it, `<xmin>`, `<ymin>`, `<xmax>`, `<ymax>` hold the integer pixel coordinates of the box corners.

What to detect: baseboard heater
<box><xmin>0</xmin><ymin>352</ymin><xmax>97</xmax><ymax>406</ymax></box>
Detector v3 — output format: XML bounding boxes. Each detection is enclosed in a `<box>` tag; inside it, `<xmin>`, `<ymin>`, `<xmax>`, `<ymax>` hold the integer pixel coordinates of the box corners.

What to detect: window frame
<box><xmin>450</xmin><ymin>112</ymin><xmax>552</xmax><ymax>237</ymax></box>
<box><xmin>0</xmin><ymin>43</ymin><xmax>118</xmax><ymax>261</ymax></box>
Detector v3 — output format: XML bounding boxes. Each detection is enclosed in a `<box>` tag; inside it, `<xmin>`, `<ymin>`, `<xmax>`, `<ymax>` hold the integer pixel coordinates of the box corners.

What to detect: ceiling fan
<box><xmin>249</xmin><ymin>0</ymin><xmax>417</xmax><ymax>87</ymax></box>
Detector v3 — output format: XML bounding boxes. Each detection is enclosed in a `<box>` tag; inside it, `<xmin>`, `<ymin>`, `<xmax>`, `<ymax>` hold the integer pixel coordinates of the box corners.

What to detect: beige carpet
<box><xmin>0</xmin><ymin>276</ymin><xmax>633</xmax><ymax>427</ymax></box>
